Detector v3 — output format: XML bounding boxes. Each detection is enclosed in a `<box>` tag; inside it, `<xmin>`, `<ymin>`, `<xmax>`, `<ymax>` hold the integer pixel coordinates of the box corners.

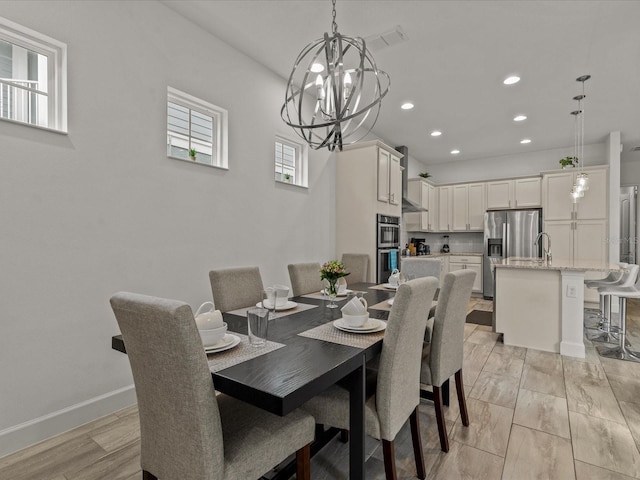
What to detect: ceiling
<box><xmin>162</xmin><ymin>0</ymin><xmax>640</xmax><ymax>166</ymax></box>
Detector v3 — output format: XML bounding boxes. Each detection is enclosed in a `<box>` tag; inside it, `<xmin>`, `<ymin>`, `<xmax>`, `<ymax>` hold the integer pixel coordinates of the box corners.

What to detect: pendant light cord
<box><xmin>331</xmin><ymin>0</ymin><xmax>338</xmax><ymax>34</ymax></box>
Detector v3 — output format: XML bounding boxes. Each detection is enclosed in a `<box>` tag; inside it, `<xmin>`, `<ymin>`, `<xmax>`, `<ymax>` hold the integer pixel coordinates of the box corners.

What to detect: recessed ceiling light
<box><xmin>310</xmin><ymin>63</ymin><xmax>324</xmax><ymax>73</ymax></box>
<box><xmin>430</xmin><ymin>130</ymin><xmax>442</xmax><ymax>137</ymax></box>
<box><xmin>450</xmin><ymin>149</ymin><xmax>460</xmax><ymax>155</ymax></box>
<box><xmin>520</xmin><ymin>138</ymin><xmax>531</xmax><ymax>144</ymax></box>
<box><xmin>504</xmin><ymin>76</ymin><xmax>520</xmax><ymax>85</ymax></box>
<box><xmin>513</xmin><ymin>115</ymin><xmax>527</xmax><ymax>122</ymax></box>
<box><xmin>401</xmin><ymin>102</ymin><xmax>414</xmax><ymax>110</ymax></box>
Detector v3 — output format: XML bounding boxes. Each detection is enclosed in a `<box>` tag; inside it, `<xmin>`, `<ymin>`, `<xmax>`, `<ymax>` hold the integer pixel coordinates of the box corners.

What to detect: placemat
<box><xmin>368</xmin><ymin>284</ymin><xmax>398</xmax><ymax>292</ymax></box>
<box><xmin>298</xmin><ymin>321</ymin><xmax>386</xmax><ymax>348</ymax></box>
<box><xmin>370</xmin><ymin>299</ymin><xmax>437</xmax><ymax>312</ymax></box>
<box><xmin>300</xmin><ymin>290</ymin><xmax>366</xmax><ymax>301</ymax></box>
<box><xmin>207</xmin><ymin>333</ymin><xmax>284</xmax><ymax>373</ymax></box>
<box><xmin>227</xmin><ymin>302</ymin><xmax>317</xmax><ymax>319</ymax></box>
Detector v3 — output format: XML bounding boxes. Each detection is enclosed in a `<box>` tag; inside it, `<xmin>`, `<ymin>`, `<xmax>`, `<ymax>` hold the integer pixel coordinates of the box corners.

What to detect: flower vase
<box><xmin>326</xmin><ymin>278</ymin><xmax>338</xmax><ymax>309</ymax></box>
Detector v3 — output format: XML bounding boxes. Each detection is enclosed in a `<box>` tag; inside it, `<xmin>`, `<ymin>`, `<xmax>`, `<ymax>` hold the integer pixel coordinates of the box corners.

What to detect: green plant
<box><xmin>418</xmin><ymin>172</ymin><xmax>431</xmax><ymax>178</ymax></box>
<box><xmin>189</xmin><ymin>148</ymin><xmax>196</xmax><ymax>158</ymax></box>
<box><xmin>284</xmin><ymin>173</ymin><xmax>291</xmax><ymax>181</ymax></box>
<box><xmin>559</xmin><ymin>156</ymin><xmax>578</xmax><ymax>168</ymax></box>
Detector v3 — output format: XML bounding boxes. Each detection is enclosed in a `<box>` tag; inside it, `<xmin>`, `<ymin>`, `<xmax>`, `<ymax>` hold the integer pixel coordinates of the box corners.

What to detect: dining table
<box><xmin>111</xmin><ymin>282</ymin><xmax>397</xmax><ymax>480</ymax></box>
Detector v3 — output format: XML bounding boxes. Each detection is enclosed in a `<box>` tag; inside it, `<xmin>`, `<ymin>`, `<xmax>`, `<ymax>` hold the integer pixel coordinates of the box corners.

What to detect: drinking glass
<box><xmin>262</xmin><ymin>288</ymin><xmax>278</xmax><ymax>313</ymax></box>
<box><xmin>247</xmin><ymin>308</ymin><xmax>269</xmax><ymax>347</ymax></box>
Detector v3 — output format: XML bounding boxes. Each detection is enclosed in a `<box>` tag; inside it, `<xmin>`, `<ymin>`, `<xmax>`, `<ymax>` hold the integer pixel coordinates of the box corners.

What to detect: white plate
<box><xmin>387</xmin><ymin>298</ymin><xmax>394</xmax><ymax>306</ymax></box>
<box><xmin>321</xmin><ymin>289</ymin><xmax>353</xmax><ymax>297</ymax></box>
<box><xmin>256</xmin><ymin>300</ymin><xmax>298</xmax><ymax>311</ymax></box>
<box><xmin>204</xmin><ymin>334</ymin><xmax>241</xmax><ymax>353</ymax></box>
<box><xmin>381</xmin><ymin>283</ymin><xmax>399</xmax><ymax>290</ymax></box>
<box><xmin>333</xmin><ymin>318</ymin><xmax>387</xmax><ymax>334</ymax></box>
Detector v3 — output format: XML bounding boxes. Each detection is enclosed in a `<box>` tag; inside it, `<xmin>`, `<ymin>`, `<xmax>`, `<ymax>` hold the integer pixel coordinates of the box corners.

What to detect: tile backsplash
<box><xmin>402</xmin><ymin>230</ymin><xmax>484</xmax><ymax>254</ymax></box>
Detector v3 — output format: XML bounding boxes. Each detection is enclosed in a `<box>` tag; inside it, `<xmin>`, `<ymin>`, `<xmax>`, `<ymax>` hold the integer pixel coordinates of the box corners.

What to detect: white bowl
<box><xmin>195</xmin><ymin>310</ymin><xmax>224</xmax><ymax>330</ymax></box>
<box><xmin>273</xmin><ymin>284</ymin><xmax>290</xmax><ymax>306</ymax></box>
<box><xmin>199</xmin><ymin>323</ymin><xmax>227</xmax><ymax>346</ymax></box>
<box><xmin>342</xmin><ymin>313</ymin><xmax>368</xmax><ymax>328</ymax></box>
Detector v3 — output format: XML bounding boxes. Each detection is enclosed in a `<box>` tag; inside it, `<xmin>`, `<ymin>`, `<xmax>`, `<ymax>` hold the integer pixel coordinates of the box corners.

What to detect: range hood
<box><xmin>395</xmin><ymin>145</ymin><xmax>427</xmax><ymax>212</ymax></box>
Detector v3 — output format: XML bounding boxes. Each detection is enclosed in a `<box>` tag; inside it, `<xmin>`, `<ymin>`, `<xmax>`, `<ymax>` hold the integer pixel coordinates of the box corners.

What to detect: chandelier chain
<box><xmin>331</xmin><ymin>0</ymin><xmax>338</xmax><ymax>34</ymax></box>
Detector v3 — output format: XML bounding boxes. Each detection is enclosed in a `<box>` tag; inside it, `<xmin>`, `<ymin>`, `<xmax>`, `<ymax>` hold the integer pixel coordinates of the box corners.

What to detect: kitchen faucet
<box><xmin>534</xmin><ymin>232</ymin><xmax>552</xmax><ymax>263</ymax></box>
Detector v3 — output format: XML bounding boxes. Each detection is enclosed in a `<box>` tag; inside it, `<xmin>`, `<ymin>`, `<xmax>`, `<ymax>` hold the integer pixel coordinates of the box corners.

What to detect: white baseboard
<box><xmin>0</xmin><ymin>385</ymin><xmax>136</xmax><ymax>459</ymax></box>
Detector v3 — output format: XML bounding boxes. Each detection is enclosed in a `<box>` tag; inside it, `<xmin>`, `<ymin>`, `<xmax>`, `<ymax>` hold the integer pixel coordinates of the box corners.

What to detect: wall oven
<box><xmin>376</xmin><ymin>214</ymin><xmax>400</xmax><ymax>283</ymax></box>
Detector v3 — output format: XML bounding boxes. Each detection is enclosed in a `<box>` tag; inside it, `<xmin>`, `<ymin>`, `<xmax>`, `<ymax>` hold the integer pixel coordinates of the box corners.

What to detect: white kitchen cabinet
<box><xmin>336</xmin><ymin>141</ymin><xmax>403</xmax><ymax>282</ymax></box>
<box><xmin>449</xmin><ymin>255</ymin><xmax>483</xmax><ymax>292</ymax></box>
<box><xmin>486</xmin><ymin>177</ymin><xmax>541</xmax><ymax>210</ymax></box>
<box><xmin>406</xmin><ymin>179</ymin><xmax>437</xmax><ymax>232</ymax></box>
<box><xmin>542</xmin><ymin>167</ymin><xmax>607</xmax><ymax>221</ymax></box>
<box><xmin>542</xmin><ymin>166</ymin><xmax>609</xmax><ymax>304</ymax></box>
<box><xmin>438</xmin><ymin>186</ymin><xmax>452</xmax><ymax>231</ymax></box>
<box><xmin>452</xmin><ymin>183</ymin><xmax>485</xmax><ymax>231</ymax></box>
<box><xmin>377</xmin><ymin>148</ymin><xmax>402</xmax><ymax>206</ymax></box>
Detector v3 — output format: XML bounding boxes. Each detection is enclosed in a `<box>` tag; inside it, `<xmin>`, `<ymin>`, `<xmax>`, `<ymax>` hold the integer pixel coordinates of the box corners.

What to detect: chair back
<box><xmin>376</xmin><ymin>276</ymin><xmax>438</xmax><ymax>440</ymax></box>
<box><xmin>209</xmin><ymin>266</ymin><xmax>264</xmax><ymax>313</ymax></box>
<box><xmin>624</xmin><ymin>264</ymin><xmax>640</xmax><ymax>288</ymax></box>
<box><xmin>429</xmin><ymin>269</ymin><xmax>476</xmax><ymax>386</ymax></box>
<box><xmin>110</xmin><ymin>292</ymin><xmax>224</xmax><ymax>480</ymax></box>
<box><xmin>287</xmin><ymin>262</ymin><xmax>325</xmax><ymax>296</ymax></box>
<box><xmin>341</xmin><ymin>253</ymin><xmax>370</xmax><ymax>283</ymax></box>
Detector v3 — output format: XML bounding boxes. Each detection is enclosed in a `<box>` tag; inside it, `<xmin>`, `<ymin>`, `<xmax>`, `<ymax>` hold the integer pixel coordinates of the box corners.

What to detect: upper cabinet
<box><xmin>377</xmin><ymin>148</ymin><xmax>402</xmax><ymax>206</ymax></box>
<box><xmin>438</xmin><ymin>186</ymin><xmax>453</xmax><ymax>231</ymax></box>
<box><xmin>406</xmin><ymin>179</ymin><xmax>438</xmax><ymax>232</ymax></box>
<box><xmin>486</xmin><ymin>177</ymin><xmax>541</xmax><ymax>210</ymax></box>
<box><xmin>452</xmin><ymin>183</ymin><xmax>485</xmax><ymax>231</ymax></box>
<box><xmin>542</xmin><ymin>167</ymin><xmax>608</xmax><ymax>221</ymax></box>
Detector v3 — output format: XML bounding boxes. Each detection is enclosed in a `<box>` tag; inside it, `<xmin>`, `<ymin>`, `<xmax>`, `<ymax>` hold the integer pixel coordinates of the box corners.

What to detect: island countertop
<box><xmin>495</xmin><ymin>257</ymin><xmax>624</xmax><ymax>273</ymax></box>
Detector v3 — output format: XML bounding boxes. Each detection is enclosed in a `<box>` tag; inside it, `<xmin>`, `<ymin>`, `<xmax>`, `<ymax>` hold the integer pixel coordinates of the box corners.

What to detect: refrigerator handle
<box><xmin>502</xmin><ymin>223</ymin><xmax>507</xmax><ymax>259</ymax></box>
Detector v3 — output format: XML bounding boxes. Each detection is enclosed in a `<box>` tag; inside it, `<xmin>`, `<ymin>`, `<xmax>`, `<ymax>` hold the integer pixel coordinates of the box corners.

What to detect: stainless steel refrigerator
<box><xmin>483</xmin><ymin>209</ymin><xmax>542</xmax><ymax>299</ymax></box>
<box><xmin>620</xmin><ymin>186</ymin><xmax>638</xmax><ymax>264</ymax></box>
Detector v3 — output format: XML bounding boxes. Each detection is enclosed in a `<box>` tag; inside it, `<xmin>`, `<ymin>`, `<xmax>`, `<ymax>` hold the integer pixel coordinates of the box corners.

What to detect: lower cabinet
<box><xmin>447</xmin><ymin>255</ymin><xmax>483</xmax><ymax>293</ymax></box>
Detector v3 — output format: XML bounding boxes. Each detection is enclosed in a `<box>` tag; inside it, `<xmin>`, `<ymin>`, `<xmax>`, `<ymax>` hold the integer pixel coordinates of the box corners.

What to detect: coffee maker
<box><xmin>441</xmin><ymin>235</ymin><xmax>450</xmax><ymax>253</ymax></box>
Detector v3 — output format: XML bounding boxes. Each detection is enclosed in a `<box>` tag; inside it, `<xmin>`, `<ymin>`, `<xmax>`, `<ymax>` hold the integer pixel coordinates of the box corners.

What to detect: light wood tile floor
<box><xmin>3</xmin><ymin>299</ymin><xmax>640</xmax><ymax>480</ymax></box>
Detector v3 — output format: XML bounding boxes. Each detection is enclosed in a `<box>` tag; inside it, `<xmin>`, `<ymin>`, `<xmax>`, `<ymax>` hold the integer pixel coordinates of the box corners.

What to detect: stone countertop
<box><xmin>495</xmin><ymin>257</ymin><xmax>625</xmax><ymax>273</ymax></box>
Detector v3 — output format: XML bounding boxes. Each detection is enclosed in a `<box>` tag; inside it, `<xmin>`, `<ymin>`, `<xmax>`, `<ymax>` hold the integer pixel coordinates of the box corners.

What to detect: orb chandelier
<box><xmin>281</xmin><ymin>0</ymin><xmax>390</xmax><ymax>151</ymax></box>
<box><xmin>570</xmin><ymin>75</ymin><xmax>591</xmax><ymax>203</ymax></box>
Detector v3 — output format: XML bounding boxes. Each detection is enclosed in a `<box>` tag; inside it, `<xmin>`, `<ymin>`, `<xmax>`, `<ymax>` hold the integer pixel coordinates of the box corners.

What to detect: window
<box><xmin>275</xmin><ymin>135</ymin><xmax>308</xmax><ymax>187</ymax></box>
<box><xmin>0</xmin><ymin>16</ymin><xmax>67</xmax><ymax>132</ymax></box>
<box><xmin>167</xmin><ymin>87</ymin><xmax>228</xmax><ymax>169</ymax></box>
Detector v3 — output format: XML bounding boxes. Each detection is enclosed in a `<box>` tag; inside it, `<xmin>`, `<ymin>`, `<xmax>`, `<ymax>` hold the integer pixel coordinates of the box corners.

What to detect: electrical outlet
<box><xmin>567</xmin><ymin>285</ymin><xmax>577</xmax><ymax>298</ymax></box>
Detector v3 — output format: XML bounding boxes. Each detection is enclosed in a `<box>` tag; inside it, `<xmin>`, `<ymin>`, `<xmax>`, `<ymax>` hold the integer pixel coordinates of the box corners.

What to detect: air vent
<box><xmin>363</xmin><ymin>26</ymin><xmax>408</xmax><ymax>52</ymax></box>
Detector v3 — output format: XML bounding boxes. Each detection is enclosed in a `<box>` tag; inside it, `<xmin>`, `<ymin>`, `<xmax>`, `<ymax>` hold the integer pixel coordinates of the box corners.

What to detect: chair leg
<box><xmin>433</xmin><ymin>385</ymin><xmax>449</xmax><ymax>452</ymax></box>
<box><xmin>455</xmin><ymin>370</ymin><xmax>469</xmax><ymax>427</ymax></box>
<box><xmin>340</xmin><ymin>428</ymin><xmax>349</xmax><ymax>443</ymax></box>
<box><xmin>142</xmin><ymin>471</ymin><xmax>157</xmax><ymax>480</ymax></box>
<box><xmin>296</xmin><ymin>443</ymin><xmax>311</xmax><ymax>480</ymax></box>
<box><xmin>409</xmin><ymin>407</ymin><xmax>426</xmax><ymax>480</ymax></box>
<box><xmin>442</xmin><ymin>378</ymin><xmax>450</xmax><ymax>406</ymax></box>
<box><xmin>382</xmin><ymin>439</ymin><xmax>398</xmax><ymax>480</ymax></box>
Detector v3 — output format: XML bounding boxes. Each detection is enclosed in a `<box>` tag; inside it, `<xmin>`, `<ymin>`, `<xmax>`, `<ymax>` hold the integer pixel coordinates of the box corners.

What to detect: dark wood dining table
<box><xmin>111</xmin><ymin>282</ymin><xmax>395</xmax><ymax>480</ymax></box>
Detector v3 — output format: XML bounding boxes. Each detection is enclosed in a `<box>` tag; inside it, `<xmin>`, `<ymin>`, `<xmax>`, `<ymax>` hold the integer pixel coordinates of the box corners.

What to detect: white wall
<box><xmin>0</xmin><ymin>0</ymin><xmax>334</xmax><ymax>456</ymax></box>
<box><xmin>412</xmin><ymin>143</ymin><xmax>607</xmax><ymax>185</ymax></box>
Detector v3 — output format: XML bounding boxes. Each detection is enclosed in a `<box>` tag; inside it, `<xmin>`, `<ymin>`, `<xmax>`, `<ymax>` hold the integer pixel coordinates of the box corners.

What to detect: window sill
<box><xmin>0</xmin><ymin>116</ymin><xmax>68</xmax><ymax>135</ymax></box>
<box><xmin>276</xmin><ymin>179</ymin><xmax>308</xmax><ymax>189</ymax></box>
<box><xmin>168</xmin><ymin>155</ymin><xmax>228</xmax><ymax>170</ymax></box>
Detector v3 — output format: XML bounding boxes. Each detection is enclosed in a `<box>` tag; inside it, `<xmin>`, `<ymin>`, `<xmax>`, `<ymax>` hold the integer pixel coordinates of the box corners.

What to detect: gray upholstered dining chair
<box><xmin>110</xmin><ymin>292</ymin><xmax>314</xmax><ymax>480</ymax></box>
<box><xmin>209</xmin><ymin>266</ymin><xmax>264</xmax><ymax>313</ymax></box>
<box><xmin>287</xmin><ymin>262</ymin><xmax>325</xmax><ymax>296</ymax></box>
<box><xmin>302</xmin><ymin>277</ymin><xmax>438</xmax><ymax>480</ymax></box>
<box><xmin>420</xmin><ymin>269</ymin><xmax>476</xmax><ymax>453</ymax></box>
<box><xmin>341</xmin><ymin>253</ymin><xmax>370</xmax><ymax>283</ymax></box>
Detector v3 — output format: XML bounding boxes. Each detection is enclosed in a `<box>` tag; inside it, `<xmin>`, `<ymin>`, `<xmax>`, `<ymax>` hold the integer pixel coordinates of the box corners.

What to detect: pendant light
<box><xmin>281</xmin><ymin>0</ymin><xmax>390</xmax><ymax>151</ymax></box>
<box><xmin>569</xmin><ymin>74</ymin><xmax>591</xmax><ymax>202</ymax></box>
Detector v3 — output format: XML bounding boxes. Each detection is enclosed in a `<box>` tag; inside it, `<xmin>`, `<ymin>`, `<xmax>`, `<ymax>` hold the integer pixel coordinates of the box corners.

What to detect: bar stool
<box><xmin>597</xmin><ymin>271</ymin><xmax>640</xmax><ymax>362</ymax></box>
<box><xmin>589</xmin><ymin>264</ymin><xmax>639</xmax><ymax>343</ymax></box>
<box><xmin>584</xmin><ymin>263</ymin><xmax>626</xmax><ymax>329</ymax></box>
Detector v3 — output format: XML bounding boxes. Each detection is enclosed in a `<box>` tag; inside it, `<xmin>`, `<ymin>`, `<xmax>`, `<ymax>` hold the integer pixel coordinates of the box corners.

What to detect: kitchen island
<box><xmin>494</xmin><ymin>257</ymin><xmax>624</xmax><ymax>358</ymax></box>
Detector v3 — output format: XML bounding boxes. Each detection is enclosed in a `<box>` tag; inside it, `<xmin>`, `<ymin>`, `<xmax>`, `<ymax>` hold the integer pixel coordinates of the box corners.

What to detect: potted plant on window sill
<box><xmin>284</xmin><ymin>173</ymin><xmax>292</xmax><ymax>183</ymax></box>
<box><xmin>189</xmin><ymin>148</ymin><xmax>197</xmax><ymax>161</ymax></box>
